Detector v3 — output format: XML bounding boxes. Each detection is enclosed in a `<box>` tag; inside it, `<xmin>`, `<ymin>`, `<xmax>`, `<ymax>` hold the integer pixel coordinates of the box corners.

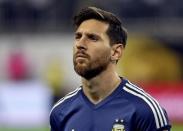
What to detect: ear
<box><xmin>110</xmin><ymin>43</ymin><xmax>124</xmax><ymax>62</ymax></box>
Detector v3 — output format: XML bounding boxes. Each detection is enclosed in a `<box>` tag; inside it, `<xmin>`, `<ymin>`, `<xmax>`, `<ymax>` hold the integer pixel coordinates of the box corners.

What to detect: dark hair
<box><xmin>73</xmin><ymin>7</ymin><xmax>127</xmax><ymax>47</ymax></box>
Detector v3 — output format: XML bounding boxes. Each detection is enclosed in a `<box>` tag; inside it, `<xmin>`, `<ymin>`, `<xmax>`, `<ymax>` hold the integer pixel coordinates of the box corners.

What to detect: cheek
<box><xmin>92</xmin><ymin>48</ymin><xmax>111</xmax><ymax>60</ymax></box>
<box><xmin>73</xmin><ymin>46</ymin><xmax>77</xmax><ymax>54</ymax></box>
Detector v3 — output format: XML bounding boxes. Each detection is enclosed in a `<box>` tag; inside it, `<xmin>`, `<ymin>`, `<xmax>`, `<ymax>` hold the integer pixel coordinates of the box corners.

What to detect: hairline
<box><xmin>76</xmin><ymin>18</ymin><xmax>119</xmax><ymax>45</ymax></box>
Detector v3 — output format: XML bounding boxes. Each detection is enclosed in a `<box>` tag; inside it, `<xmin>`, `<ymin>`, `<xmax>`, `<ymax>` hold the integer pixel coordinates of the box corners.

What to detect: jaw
<box><xmin>74</xmin><ymin>62</ymin><xmax>111</xmax><ymax>80</ymax></box>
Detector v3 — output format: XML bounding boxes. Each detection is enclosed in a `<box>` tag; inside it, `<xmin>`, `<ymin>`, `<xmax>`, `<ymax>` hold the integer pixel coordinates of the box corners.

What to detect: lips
<box><xmin>76</xmin><ymin>54</ymin><xmax>87</xmax><ymax>58</ymax></box>
<box><xmin>75</xmin><ymin>51</ymin><xmax>89</xmax><ymax>59</ymax></box>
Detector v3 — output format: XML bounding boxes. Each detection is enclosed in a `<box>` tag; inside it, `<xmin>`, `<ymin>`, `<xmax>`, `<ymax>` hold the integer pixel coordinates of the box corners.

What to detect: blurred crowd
<box><xmin>0</xmin><ymin>0</ymin><xmax>182</xmax><ymax>102</ymax></box>
<box><xmin>0</xmin><ymin>0</ymin><xmax>182</xmax><ymax>32</ymax></box>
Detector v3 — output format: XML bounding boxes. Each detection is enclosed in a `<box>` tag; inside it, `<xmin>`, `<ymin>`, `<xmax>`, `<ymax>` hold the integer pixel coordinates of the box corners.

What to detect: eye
<box><xmin>75</xmin><ymin>33</ymin><xmax>82</xmax><ymax>40</ymax></box>
<box><xmin>88</xmin><ymin>34</ymin><xmax>99</xmax><ymax>42</ymax></box>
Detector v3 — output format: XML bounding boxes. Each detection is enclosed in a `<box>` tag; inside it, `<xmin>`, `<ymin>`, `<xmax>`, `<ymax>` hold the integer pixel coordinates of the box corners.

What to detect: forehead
<box><xmin>76</xmin><ymin>19</ymin><xmax>109</xmax><ymax>34</ymax></box>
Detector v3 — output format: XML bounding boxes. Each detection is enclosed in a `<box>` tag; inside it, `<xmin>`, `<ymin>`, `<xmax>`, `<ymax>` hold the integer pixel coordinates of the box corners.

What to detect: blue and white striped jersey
<box><xmin>50</xmin><ymin>78</ymin><xmax>171</xmax><ymax>131</ymax></box>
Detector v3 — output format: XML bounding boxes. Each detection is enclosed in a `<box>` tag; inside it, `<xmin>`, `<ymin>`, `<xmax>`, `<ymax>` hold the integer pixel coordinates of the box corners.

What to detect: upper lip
<box><xmin>75</xmin><ymin>51</ymin><xmax>88</xmax><ymax>58</ymax></box>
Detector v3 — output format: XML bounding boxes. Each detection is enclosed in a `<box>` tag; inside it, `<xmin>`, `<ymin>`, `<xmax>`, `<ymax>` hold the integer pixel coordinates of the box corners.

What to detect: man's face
<box><xmin>73</xmin><ymin>19</ymin><xmax>112</xmax><ymax>79</ymax></box>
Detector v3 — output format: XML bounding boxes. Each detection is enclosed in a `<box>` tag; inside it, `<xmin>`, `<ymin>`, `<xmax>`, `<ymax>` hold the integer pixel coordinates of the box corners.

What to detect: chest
<box><xmin>60</xmin><ymin>103</ymin><xmax>135</xmax><ymax>131</ymax></box>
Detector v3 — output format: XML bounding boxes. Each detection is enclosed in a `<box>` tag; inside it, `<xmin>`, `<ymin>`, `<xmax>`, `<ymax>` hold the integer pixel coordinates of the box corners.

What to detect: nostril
<box><xmin>77</xmin><ymin>45</ymin><xmax>86</xmax><ymax>50</ymax></box>
<box><xmin>76</xmin><ymin>42</ymin><xmax>87</xmax><ymax>50</ymax></box>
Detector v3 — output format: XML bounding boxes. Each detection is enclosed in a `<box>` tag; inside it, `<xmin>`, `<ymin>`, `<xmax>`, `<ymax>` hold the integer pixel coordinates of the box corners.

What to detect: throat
<box><xmin>82</xmin><ymin>78</ymin><xmax>121</xmax><ymax>105</ymax></box>
<box><xmin>88</xmin><ymin>92</ymin><xmax>103</xmax><ymax>105</ymax></box>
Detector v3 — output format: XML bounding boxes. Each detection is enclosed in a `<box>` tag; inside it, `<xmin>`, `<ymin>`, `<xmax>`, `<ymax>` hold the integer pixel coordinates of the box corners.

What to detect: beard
<box><xmin>73</xmin><ymin>52</ymin><xmax>111</xmax><ymax>80</ymax></box>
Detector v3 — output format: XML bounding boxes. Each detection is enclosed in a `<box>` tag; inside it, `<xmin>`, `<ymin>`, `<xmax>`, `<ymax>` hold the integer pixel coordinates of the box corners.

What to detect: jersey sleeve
<box><xmin>135</xmin><ymin>105</ymin><xmax>171</xmax><ymax>131</ymax></box>
<box><xmin>157</xmin><ymin>109</ymin><xmax>171</xmax><ymax>131</ymax></box>
<box><xmin>50</xmin><ymin>109</ymin><xmax>59</xmax><ymax>131</ymax></box>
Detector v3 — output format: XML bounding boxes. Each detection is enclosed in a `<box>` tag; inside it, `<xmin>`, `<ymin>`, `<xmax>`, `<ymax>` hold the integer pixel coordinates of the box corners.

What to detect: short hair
<box><xmin>73</xmin><ymin>7</ymin><xmax>127</xmax><ymax>47</ymax></box>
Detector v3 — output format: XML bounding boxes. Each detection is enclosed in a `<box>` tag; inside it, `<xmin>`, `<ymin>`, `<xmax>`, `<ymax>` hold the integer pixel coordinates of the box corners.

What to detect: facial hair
<box><xmin>73</xmin><ymin>51</ymin><xmax>111</xmax><ymax>80</ymax></box>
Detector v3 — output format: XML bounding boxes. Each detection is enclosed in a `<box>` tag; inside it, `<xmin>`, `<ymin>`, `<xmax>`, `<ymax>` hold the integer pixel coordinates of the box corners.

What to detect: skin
<box><xmin>73</xmin><ymin>19</ymin><xmax>123</xmax><ymax>104</ymax></box>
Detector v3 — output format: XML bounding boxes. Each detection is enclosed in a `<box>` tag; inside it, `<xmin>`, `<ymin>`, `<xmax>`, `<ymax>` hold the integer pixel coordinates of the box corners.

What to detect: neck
<box><xmin>81</xmin><ymin>65</ymin><xmax>121</xmax><ymax>104</ymax></box>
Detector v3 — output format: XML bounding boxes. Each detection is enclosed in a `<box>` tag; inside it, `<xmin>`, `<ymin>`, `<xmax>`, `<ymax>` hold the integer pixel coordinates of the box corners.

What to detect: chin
<box><xmin>74</xmin><ymin>63</ymin><xmax>87</xmax><ymax>74</ymax></box>
<box><xmin>74</xmin><ymin>64</ymin><xmax>106</xmax><ymax>80</ymax></box>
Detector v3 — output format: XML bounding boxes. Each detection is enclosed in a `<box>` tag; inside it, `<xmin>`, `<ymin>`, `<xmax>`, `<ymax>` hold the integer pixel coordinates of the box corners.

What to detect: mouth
<box><xmin>74</xmin><ymin>53</ymin><xmax>89</xmax><ymax>63</ymax></box>
<box><xmin>75</xmin><ymin>52</ymin><xmax>88</xmax><ymax>59</ymax></box>
<box><xmin>76</xmin><ymin>54</ymin><xmax>87</xmax><ymax>58</ymax></box>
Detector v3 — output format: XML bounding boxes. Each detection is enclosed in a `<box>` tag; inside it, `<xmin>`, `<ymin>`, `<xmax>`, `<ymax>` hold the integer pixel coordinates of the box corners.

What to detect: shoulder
<box><xmin>49</xmin><ymin>87</ymin><xmax>82</xmax><ymax>130</ymax></box>
<box><xmin>50</xmin><ymin>87</ymin><xmax>82</xmax><ymax>116</ymax></box>
<box><xmin>122</xmin><ymin>80</ymin><xmax>171</xmax><ymax>130</ymax></box>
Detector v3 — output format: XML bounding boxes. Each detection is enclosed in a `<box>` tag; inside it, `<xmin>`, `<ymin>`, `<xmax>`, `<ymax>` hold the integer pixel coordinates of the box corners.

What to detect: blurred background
<box><xmin>0</xmin><ymin>0</ymin><xmax>182</xmax><ymax>131</ymax></box>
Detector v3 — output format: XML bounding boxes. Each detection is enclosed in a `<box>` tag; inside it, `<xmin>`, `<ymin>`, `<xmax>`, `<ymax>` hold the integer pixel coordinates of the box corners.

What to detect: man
<box><xmin>50</xmin><ymin>7</ymin><xmax>171</xmax><ymax>131</ymax></box>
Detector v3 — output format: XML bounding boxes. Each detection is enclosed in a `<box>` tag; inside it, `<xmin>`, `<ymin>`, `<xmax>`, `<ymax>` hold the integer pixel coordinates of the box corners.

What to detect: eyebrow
<box><xmin>75</xmin><ymin>31</ymin><xmax>100</xmax><ymax>36</ymax></box>
<box><xmin>75</xmin><ymin>32</ymin><xmax>81</xmax><ymax>35</ymax></box>
<box><xmin>87</xmin><ymin>33</ymin><xmax>100</xmax><ymax>38</ymax></box>
<box><xmin>75</xmin><ymin>31</ymin><xmax>102</xmax><ymax>41</ymax></box>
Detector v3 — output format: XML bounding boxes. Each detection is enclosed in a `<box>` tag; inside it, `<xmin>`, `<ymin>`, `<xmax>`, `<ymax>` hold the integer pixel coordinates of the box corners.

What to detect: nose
<box><xmin>75</xmin><ymin>36</ymin><xmax>87</xmax><ymax>50</ymax></box>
